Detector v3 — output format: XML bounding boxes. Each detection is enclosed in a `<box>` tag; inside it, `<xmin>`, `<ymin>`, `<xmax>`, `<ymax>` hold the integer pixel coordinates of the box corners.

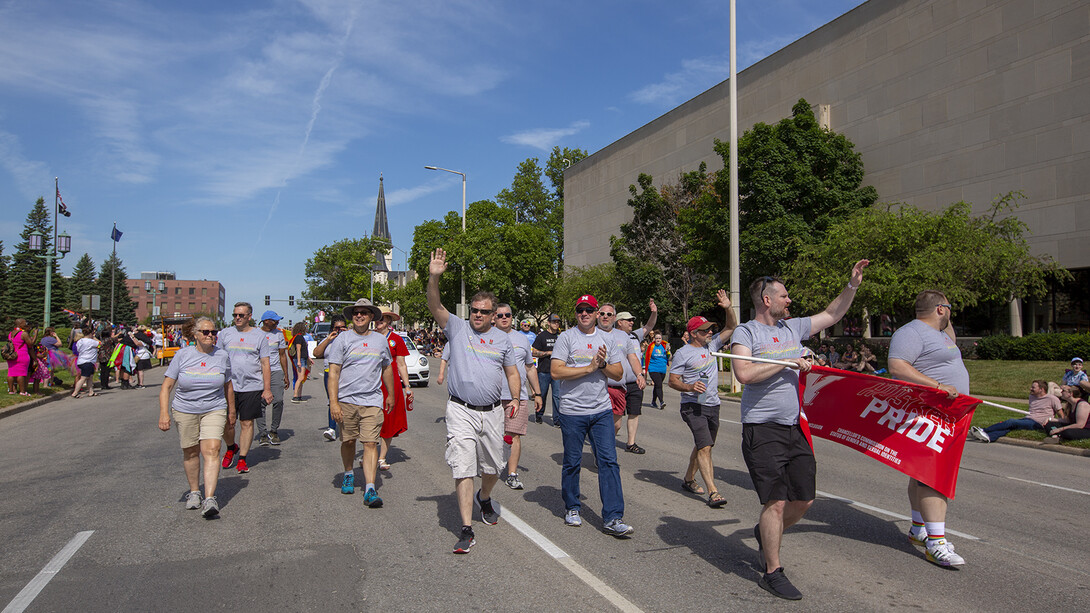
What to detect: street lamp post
<box><xmin>425</xmin><ymin>165</ymin><xmax>466</xmax><ymax>319</ymax></box>
<box><xmin>28</xmin><ymin>178</ymin><xmax>72</xmax><ymax>327</ymax></box>
<box><xmin>145</xmin><ymin>280</ymin><xmax>165</xmax><ymax>322</ymax></box>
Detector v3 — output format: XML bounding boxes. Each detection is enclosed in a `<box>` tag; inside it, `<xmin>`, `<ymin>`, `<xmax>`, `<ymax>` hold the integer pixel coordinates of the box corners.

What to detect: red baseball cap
<box><xmin>686</xmin><ymin>316</ymin><xmax>714</xmax><ymax>333</ymax></box>
<box><xmin>576</xmin><ymin>294</ymin><xmax>599</xmax><ymax>309</ymax></box>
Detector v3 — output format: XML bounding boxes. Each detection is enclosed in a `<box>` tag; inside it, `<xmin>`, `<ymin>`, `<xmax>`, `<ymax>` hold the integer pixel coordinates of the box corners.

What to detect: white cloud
<box><xmin>630</xmin><ymin>56</ymin><xmax>728</xmax><ymax>107</ymax></box>
<box><xmin>501</xmin><ymin>121</ymin><xmax>591</xmax><ymax>151</ymax></box>
<box><xmin>0</xmin><ymin>129</ymin><xmax>51</xmax><ymax>198</ymax></box>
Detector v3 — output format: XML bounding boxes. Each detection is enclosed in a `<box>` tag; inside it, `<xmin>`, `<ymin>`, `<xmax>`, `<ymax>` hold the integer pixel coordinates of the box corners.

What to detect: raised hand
<box><xmin>430</xmin><ymin>248</ymin><xmax>448</xmax><ymax>276</ymax></box>
<box><xmin>648</xmin><ymin>298</ymin><xmax>657</xmax><ymax>313</ymax></box>
<box><xmin>850</xmin><ymin>259</ymin><xmax>870</xmax><ymax>286</ymax></box>
<box><xmin>716</xmin><ymin>289</ymin><xmax>731</xmax><ymax>309</ymax></box>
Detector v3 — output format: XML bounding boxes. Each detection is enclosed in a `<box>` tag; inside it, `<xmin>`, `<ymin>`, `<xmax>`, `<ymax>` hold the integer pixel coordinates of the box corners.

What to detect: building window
<box><xmin>189</xmin><ymin>287</ymin><xmax>195</xmax><ymax>295</ymax></box>
<box><xmin>175</xmin><ymin>287</ymin><xmax>181</xmax><ymax>295</ymax></box>
<box><xmin>188</xmin><ymin>302</ymin><xmax>196</xmax><ymax>312</ymax></box>
<box><xmin>146</xmin><ymin>302</ymin><xmax>152</xmax><ymax>312</ymax></box>
<box><xmin>202</xmin><ymin>287</ymin><xmax>208</xmax><ymax>296</ymax></box>
<box><xmin>174</xmin><ymin>302</ymin><xmax>181</xmax><ymax>311</ymax></box>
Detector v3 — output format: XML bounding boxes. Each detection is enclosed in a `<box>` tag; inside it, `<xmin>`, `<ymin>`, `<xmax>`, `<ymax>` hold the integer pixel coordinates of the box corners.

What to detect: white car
<box><xmin>397</xmin><ymin>332</ymin><xmax>430</xmax><ymax>387</ymax></box>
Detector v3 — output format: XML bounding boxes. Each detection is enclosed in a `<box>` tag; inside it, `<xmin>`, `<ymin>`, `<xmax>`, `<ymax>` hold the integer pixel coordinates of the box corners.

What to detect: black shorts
<box><xmin>680</xmin><ymin>402</ymin><xmax>720</xmax><ymax>448</ymax></box>
<box><xmin>741</xmin><ymin>422</ymin><xmax>816</xmax><ymax>505</ymax></box>
<box><xmin>235</xmin><ymin>390</ymin><xmax>266</xmax><ymax>421</ymax></box>
<box><xmin>624</xmin><ymin>381</ymin><xmax>644</xmax><ymax>416</ymax></box>
<box><xmin>137</xmin><ymin>359</ymin><xmax>152</xmax><ymax>371</ymax></box>
<box><xmin>78</xmin><ymin>362</ymin><xmax>95</xmax><ymax>377</ymax></box>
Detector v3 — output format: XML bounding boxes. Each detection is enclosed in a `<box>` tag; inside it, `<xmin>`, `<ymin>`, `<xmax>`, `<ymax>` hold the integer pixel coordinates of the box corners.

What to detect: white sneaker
<box><xmin>184</xmin><ymin>490</ymin><xmax>202</xmax><ymax>510</ymax></box>
<box><xmin>565</xmin><ymin>509</ymin><xmax>582</xmax><ymax>527</ymax></box>
<box><xmin>322</xmin><ymin>428</ymin><xmax>337</xmax><ymax>441</ymax></box>
<box><xmin>970</xmin><ymin>426</ymin><xmax>990</xmax><ymax>443</ymax></box>
<box><xmin>925</xmin><ymin>538</ymin><xmax>965</xmax><ymax>566</ymax></box>
<box><xmin>908</xmin><ymin>528</ymin><xmax>927</xmax><ymax>547</ymax></box>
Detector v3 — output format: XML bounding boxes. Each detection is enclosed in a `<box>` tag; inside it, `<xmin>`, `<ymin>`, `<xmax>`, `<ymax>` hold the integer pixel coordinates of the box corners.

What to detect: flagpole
<box><xmin>111</xmin><ymin>222</ymin><xmax>117</xmax><ymax>323</ymax></box>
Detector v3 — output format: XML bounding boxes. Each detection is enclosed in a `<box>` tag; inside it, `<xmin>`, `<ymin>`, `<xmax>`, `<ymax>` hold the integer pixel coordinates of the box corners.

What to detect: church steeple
<box><xmin>372</xmin><ymin>174</ymin><xmax>391</xmax><ymax>272</ymax></box>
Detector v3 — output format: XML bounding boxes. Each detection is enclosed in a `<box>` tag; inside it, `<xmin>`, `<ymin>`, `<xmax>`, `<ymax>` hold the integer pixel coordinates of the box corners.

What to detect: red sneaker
<box><xmin>237</xmin><ymin>457</ymin><xmax>249</xmax><ymax>473</ymax></box>
<box><xmin>221</xmin><ymin>446</ymin><xmax>237</xmax><ymax>469</ymax></box>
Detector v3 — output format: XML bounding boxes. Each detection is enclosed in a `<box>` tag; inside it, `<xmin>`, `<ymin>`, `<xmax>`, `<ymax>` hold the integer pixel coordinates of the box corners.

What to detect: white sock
<box><xmin>366</xmin><ymin>483</ymin><xmax>375</xmax><ymax>492</ymax></box>
<box><xmin>925</xmin><ymin>521</ymin><xmax>946</xmax><ymax>545</ymax></box>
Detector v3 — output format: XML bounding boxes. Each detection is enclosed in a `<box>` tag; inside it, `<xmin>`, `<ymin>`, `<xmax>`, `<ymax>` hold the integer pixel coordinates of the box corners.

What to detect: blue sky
<box><xmin>0</xmin><ymin>0</ymin><xmax>865</xmax><ymax>324</ymax></box>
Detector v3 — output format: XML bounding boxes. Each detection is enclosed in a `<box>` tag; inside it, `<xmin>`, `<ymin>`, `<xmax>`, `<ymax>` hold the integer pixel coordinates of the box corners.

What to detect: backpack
<box><xmin>1</xmin><ymin>339</ymin><xmax>15</xmax><ymax>361</ymax></box>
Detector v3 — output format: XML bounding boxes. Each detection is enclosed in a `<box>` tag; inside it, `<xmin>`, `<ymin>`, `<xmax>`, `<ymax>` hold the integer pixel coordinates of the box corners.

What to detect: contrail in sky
<box><xmin>251</xmin><ymin>9</ymin><xmax>359</xmax><ymax>257</ymax></box>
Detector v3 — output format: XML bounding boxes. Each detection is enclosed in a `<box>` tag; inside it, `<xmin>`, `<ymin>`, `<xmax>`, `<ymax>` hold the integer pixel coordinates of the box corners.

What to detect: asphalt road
<box><xmin>1</xmin><ymin>364</ymin><xmax>1087</xmax><ymax>612</ymax></box>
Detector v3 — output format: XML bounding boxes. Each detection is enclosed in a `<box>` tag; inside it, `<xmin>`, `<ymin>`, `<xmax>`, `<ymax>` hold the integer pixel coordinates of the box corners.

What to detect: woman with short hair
<box><xmin>158</xmin><ymin>317</ymin><xmax>235</xmax><ymax>518</ymax></box>
<box><xmin>72</xmin><ymin>326</ymin><xmax>101</xmax><ymax>398</ymax></box>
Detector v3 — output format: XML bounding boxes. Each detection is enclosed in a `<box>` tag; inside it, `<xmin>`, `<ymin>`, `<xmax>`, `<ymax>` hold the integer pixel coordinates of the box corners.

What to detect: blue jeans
<box><xmin>323</xmin><ymin>371</ymin><xmax>337</xmax><ymax>432</ymax></box>
<box><xmin>983</xmin><ymin>417</ymin><xmax>1041</xmax><ymax>442</ymax></box>
<box><xmin>559</xmin><ymin>409</ymin><xmax>624</xmax><ymax>522</ymax></box>
<box><xmin>537</xmin><ymin>372</ymin><xmax>561</xmax><ymax>422</ymax></box>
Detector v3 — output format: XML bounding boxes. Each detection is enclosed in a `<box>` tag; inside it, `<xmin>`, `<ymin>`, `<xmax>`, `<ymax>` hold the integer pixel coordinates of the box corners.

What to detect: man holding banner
<box><xmin>730</xmin><ymin>261</ymin><xmax>868</xmax><ymax>601</ymax></box>
<box><xmin>887</xmin><ymin>290</ymin><xmax>969</xmax><ymax>568</ymax></box>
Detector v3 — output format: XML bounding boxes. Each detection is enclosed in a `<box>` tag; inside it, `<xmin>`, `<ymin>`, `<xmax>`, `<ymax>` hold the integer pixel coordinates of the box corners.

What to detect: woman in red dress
<box><xmin>375</xmin><ymin>307</ymin><xmax>411</xmax><ymax>470</ymax></box>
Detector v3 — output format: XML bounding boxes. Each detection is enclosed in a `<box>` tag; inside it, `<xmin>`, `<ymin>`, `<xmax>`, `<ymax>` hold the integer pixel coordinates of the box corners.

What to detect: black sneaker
<box><xmin>759</xmin><ymin>567</ymin><xmax>802</xmax><ymax>600</ymax></box>
<box><xmin>258</xmin><ymin>434</ymin><xmax>271</xmax><ymax>447</ymax></box>
<box><xmin>475</xmin><ymin>490</ymin><xmax>499</xmax><ymax>525</ymax></box>
<box><xmin>624</xmin><ymin>443</ymin><xmax>645</xmax><ymax>454</ymax></box>
<box><xmin>535</xmin><ymin>415</ymin><xmax>543</xmax><ymax>424</ymax></box>
<box><xmin>453</xmin><ymin>526</ymin><xmax>475</xmax><ymax>554</ymax></box>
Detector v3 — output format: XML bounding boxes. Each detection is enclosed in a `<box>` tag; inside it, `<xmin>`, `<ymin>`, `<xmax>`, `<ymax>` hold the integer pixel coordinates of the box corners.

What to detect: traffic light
<box><xmin>264</xmin><ymin>295</ymin><xmax>270</xmax><ymax>306</ymax></box>
<box><xmin>289</xmin><ymin>295</ymin><xmax>295</xmax><ymax>306</ymax></box>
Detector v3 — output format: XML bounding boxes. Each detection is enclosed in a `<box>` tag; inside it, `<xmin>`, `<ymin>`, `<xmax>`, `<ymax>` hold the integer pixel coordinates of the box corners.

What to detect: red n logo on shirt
<box><xmin>587</xmin><ymin>343</ymin><xmax>593</xmax><ymax>349</ymax></box>
<box><xmin>200</xmin><ymin>362</ymin><xmax>206</xmax><ymax>367</ymax></box>
<box><xmin>363</xmin><ymin>343</ymin><xmax>368</xmax><ymax>347</ymax></box>
<box><xmin>480</xmin><ymin>338</ymin><xmax>486</xmax><ymax>344</ymax></box>
<box><xmin>772</xmin><ymin>337</ymin><xmax>779</xmax><ymax>343</ymax></box>
<box><xmin>701</xmin><ymin>354</ymin><xmax>706</xmax><ymax>358</ymax></box>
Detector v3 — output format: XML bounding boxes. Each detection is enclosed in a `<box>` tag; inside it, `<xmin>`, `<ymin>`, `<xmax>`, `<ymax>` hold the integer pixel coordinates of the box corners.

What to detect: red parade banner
<box><xmin>798</xmin><ymin>366</ymin><xmax>981</xmax><ymax>499</ymax></box>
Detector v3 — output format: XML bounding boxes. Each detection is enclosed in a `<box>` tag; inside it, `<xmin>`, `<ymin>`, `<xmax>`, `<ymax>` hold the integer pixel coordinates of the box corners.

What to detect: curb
<box><xmin>0</xmin><ymin>391</ymin><xmax>68</xmax><ymax>421</ymax></box>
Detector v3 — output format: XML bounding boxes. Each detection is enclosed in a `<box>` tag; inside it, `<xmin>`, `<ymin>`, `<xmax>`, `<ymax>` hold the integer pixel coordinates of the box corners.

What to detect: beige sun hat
<box><xmin>342</xmin><ymin>298</ymin><xmax>382</xmax><ymax>320</ymax></box>
<box><xmin>378</xmin><ymin>306</ymin><xmax>401</xmax><ymax>321</ymax></box>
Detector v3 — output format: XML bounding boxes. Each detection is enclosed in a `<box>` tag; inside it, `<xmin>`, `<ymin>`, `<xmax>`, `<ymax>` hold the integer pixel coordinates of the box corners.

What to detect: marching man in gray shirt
<box><xmin>426</xmin><ymin>248</ymin><xmax>521</xmax><ymax>554</ymax></box>
<box><xmin>730</xmin><ymin>260</ymin><xmax>868</xmax><ymax>600</ymax></box>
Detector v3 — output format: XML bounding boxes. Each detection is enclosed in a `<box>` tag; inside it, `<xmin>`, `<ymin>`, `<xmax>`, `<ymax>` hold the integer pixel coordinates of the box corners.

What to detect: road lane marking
<box><xmin>3</xmin><ymin>531</ymin><xmax>94</xmax><ymax>613</ymax></box>
<box><xmin>997</xmin><ymin>475</ymin><xmax>1090</xmax><ymax>497</ymax></box>
<box><xmin>497</xmin><ymin>503</ymin><xmax>643</xmax><ymax>613</ymax></box>
<box><xmin>816</xmin><ymin>491</ymin><xmax>979</xmax><ymax>540</ymax></box>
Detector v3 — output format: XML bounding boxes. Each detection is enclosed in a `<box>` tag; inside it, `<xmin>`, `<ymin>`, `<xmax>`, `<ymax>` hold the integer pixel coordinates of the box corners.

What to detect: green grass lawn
<box><xmin>1</xmin><ymin>366</ymin><xmax>76</xmax><ymax>410</ymax></box>
<box><xmin>963</xmin><ymin>360</ymin><xmax>1068</xmax><ymax>398</ymax></box>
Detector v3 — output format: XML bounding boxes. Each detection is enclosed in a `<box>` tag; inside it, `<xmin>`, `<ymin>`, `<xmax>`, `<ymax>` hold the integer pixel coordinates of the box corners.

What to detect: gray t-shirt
<box><xmin>731</xmin><ymin>317</ymin><xmax>812</xmax><ymax>425</ymax></box>
<box><xmin>501</xmin><ymin>329</ymin><xmax>534</xmax><ymax>401</ymax></box>
<box><xmin>262</xmin><ymin>328</ymin><xmax>286</xmax><ymax>373</ymax></box>
<box><xmin>443</xmin><ymin>317</ymin><xmax>516</xmax><ymax>406</ymax></box>
<box><xmin>888</xmin><ymin>319</ymin><xmax>970</xmax><ymax>394</ymax></box>
<box><xmin>165</xmin><ymin>345</ymin><xmax>231</xmax><ymax>414</ymax></box>
<box><xmin>552</xmin><ymin>327</ymin><xmax>623</xmax><ymax>416</ymax></box>
<box><xmin>325</xmin><ymin>329</ymin><xmax>393</xmax><ymax>406</ymax></box>
<box><xmin>670</xmin><ymin>334</ymin><xmax>728</xmax><ymax>406</ymax></box>
<box><xmin>601</xmin><ymin>326</ymin><xmax>642</xmax><ymax>385</ymax></box>
<box><xmin>216</xmin><ymin>326</ymin><xmax>273</xmax><ymax>393</ymax></box>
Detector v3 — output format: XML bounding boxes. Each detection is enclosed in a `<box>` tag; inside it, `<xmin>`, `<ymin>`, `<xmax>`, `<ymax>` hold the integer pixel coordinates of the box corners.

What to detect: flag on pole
<box><xmin>111</xmin><ymin>226</ymin><xmax>123</xmax><ymax>242</ymax></box>
<box><xmin>56</xmin><ymin>187</ymin><xmax>71</xmax><ymax>217</ymax></box>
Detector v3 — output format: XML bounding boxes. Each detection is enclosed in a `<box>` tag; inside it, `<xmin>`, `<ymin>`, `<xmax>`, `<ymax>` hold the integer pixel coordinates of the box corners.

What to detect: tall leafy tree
<box><xmin>301</xmin><ymin>237</ymin><xmax>385</xmax><ymax>319</ymax></box>
<box><xmin>95</xmin><ymin>253</ymin><xmax>137</xmax><ymax>326</ymax></box>
<box><xmin>611</xmin><ymin>169</ymin><xmax>716</xmax><ymax>328</ymax></box>
<box><xmin>5</xmin><ymin>197</ymin><xmax>67</xmax><ymax>327</ymax></box>
<box><xmin>550</xmin><ymin>263</ymin><xmax>624</xmax><ymax>323</ymax></box>
<box><xmin>65</xmin><ymin>253</ymin><xmax>98</xmax><ymax>314</ymax></box>
<box><xmin>0</xmin><ymin>240</ymin><xmax>9</xmax><ymax>328</ymax></box>
<box><xmin>681</xmin><ymin>99</ymin><xmax>877</xmax><ymax>307</ymax></box>
<box><xmin>787</xmin><ymin>193</ymin><xmax>1068</xmax><ymax>322</ymax></box>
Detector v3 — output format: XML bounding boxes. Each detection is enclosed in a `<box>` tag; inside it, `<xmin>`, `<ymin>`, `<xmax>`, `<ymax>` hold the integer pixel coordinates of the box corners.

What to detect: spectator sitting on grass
<box><xmin>970</xmin><ymin>379</ymin><xmax>1062</xmax><ymax>443</ymax></box>
<box><xmin>1047</xmin><ymin>357</ymin><xmax>1089</xmax><ymax>398</ymax></box>
<box><xmin>834</xmin><ymin>345</ymin><xmax>856</xmax><ymax>370</ymax></box>
<box><xmin>1044</xmin><ymin>386</ymin><xmax>1090</xmax><ymax>443</ymax></box>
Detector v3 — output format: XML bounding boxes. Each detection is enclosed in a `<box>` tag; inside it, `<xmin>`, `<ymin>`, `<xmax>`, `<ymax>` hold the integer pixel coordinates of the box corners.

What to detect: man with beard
<box><xmin>730</xmin><ymin>261</ymin><xmax>868</xmax><ymax>600</ymax></box>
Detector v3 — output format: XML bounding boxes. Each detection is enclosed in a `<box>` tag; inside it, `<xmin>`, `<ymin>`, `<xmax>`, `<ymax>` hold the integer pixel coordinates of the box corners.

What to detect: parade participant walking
<box><xmin>669</xmin><ymin>290</ymin><xmax>736</xmax><ymax>507</ymax></box>
<box><xmin>730</xmin><ymin>261</ymin><xmax>868</xmax><ymax>600</ymax></box>
<box><xmin>888</xmin><ymin>290</ymin><xmax>969</xmax><ymax>568</ymax></box>
<box><xmin>6</xmin><ymin>319</ymin><xmax>33</xmax><ymax>396</ymax></box>
<box><xmin>257</xmin><ymin>311</ymin><xmax>291</xmax><ymax>446</ymax></box>
<box><xmin>551</xmin><ymin>294</ymin><xmax>633</xmax><ymax>537</ymax></box>
<box><xmin>158</xmin><ymin>317</ymin><xmax>235</xmax><ymax>518</ymax></box>
<box><xmin>596</xmin><ymin>304</ymin><xmax>645</xmax><ymax>453</ymax></box>
<box><xmin>289</xmin><ymin>322</ymin><xmax>311</xmax><ymax>402</ymax></box>
<box><xmin>519</xmin><ymin>318</ymin><xmax>537</xmax><ymax>347</ymax></box>
<box><xmin>426</xmin><ymin>248</ymin><xmax>521</xmax><ymax>554</ymax></box>
<box><xmin>71</xmin><ymin>326</ymin><xmax>101</xmax><ymax>398</ymax></box>
<box><xmin>611</xmin><ymin>301</ymin><xmax>657</xmax><ymax>453</ymax></box>
<box><xmin>326</xmin><ymin>299</ymin><xmax>396</xmax><ymax>508</ymax></box>
<box><xmin>532</xmin><ymin>314</ymin><xmax>562</xmax><ymax>426</ymax></box>
<box><xmin>374</xmin><ymin>306</ymin><xmax>411</xmax><ymax>471</ymax></box>
<box><xmin>644</xmin><ymin>332</ymin><xmax>670</xmax><ymax>410</ymax></box>
<box><xmin>311</xmin><ymin>315</ymin><xmax>347</xmax><ymax>441</ymax></box>
<box><xmin>494</xmin><ymin>303</ymin><xmax>542</xmax><ymax>490</ymax></box>
<box><xmin>217</xmin><ymin>302</ymin><xmax>274</xmax><ymax>474</ymax></box>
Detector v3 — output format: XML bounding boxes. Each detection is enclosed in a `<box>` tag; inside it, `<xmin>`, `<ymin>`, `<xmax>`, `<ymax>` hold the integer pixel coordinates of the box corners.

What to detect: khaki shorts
<box><xmin>445</xmin><ymin>399</ymin><xmax>504</xmax><ymax>479</ymax></box>
<box><xmin>339</xmin><ymin>402</ymin><xmax>384</xmax><ymax>444</ymax></box>
<box><xmin>174</xmin><ymin>409</ymin><xmax>228</xmax><ymax>449</ymax></box>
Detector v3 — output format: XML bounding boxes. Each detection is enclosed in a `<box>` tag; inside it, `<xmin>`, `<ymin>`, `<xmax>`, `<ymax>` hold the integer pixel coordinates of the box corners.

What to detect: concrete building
<box><xmin>564</xmin><ymin>0</ymin><xmax>1090</xmax><ymax>331</ymax></box>
<box><xmin>125</xmin><ymin>272</ymin><xmax>226</xmax><ymax>322</ymax></box>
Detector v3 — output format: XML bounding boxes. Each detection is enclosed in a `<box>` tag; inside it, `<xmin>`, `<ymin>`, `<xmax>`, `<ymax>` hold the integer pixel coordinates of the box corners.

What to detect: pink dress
<box><xmin>7</xmin><ymin>331</ymin><xmax>31</xmax><ymax>377</ymax></box>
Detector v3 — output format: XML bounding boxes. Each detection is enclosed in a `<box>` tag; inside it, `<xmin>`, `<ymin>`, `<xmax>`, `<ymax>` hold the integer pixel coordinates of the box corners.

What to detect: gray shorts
<box><xmin>444</xmin><ymin>399</ymin><xmax>505</xmax><ymax>479</ymax></box>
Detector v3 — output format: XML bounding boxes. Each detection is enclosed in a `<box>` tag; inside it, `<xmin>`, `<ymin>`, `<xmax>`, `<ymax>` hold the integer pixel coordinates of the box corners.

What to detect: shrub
<box><xmin>974</xmin><ymin>333</ymin><xmax>1090</xmax><ymax>361</ymax></box>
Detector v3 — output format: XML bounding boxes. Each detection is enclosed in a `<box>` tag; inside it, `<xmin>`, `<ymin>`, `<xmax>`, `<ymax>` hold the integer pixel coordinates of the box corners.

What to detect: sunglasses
<box><xmin>598</xmin><ymin>312</ymin><xmax>615</xmax><ymax>317</ymax></box>
<box><xmin>470</xmin><ymin>307</ymin><xmax>494</xmax><ymax>315</ymax></box>
<box><xmin>351</xmin><ymin>310</ymin><xmax>372</xmax><ymax>317</ymax></box>
<box><xmin>333</xmin><ymin>326</ymin><xmax>348</xmax><ymax>331</ymax></box>
<box><xmin>938</xmin><ymin>303</ymin><xmax>953</xmax><ymax>311</ymax></box>
<box><xmin>232</xmin><ymin>313</ymin><xmax>249</xmax><ymax>318</ymax></box>
<box><xmin>576</xmin><ymin>306</ymin><xmax>597</xmax><ymax>314</ymax></box>
<box><xmin>495</xmin><ymin>313</ymin><xmax>513</xmax><ymax>319</ymax></box>
<box><xmin>197</xmin><ymin>329</ymin><xmax>218</xmax><ymax>336</ymax></box>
